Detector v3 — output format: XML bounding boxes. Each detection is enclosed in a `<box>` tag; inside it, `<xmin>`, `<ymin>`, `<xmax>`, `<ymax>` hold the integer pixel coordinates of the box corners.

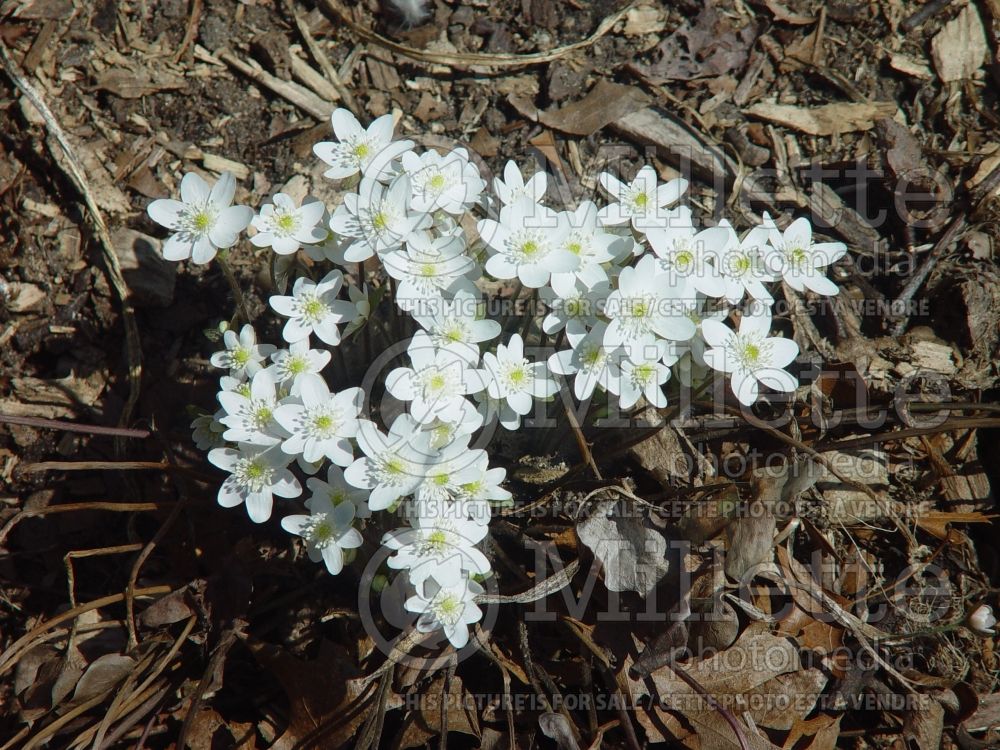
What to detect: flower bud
<box><xmin>969</xmin><ymin>604</ymin><xmax>996</xmax><ymax>635</ymax></box>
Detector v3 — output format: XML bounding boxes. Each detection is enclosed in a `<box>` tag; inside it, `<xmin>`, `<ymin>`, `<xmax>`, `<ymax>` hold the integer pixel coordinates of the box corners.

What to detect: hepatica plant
<box><xmin>149</xmin><ymin>109</ymin><xmax>845</xmax><ymax>649</ymax></box>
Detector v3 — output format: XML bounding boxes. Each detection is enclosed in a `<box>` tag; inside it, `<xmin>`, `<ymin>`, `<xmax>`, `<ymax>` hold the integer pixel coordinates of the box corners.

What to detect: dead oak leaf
<box><xmin>639</xmin><ymin>5</ymin><xmax>756</xmax><ymax>81</ymax></box>
<box><xmin>246</xmin><ymin>637</ymin><xmax>370</xmax><ymax>750</ymax></box>
<box><xmin>397</xmin><ymin>673</ymin><xmax>481</xmax><ymax>748</ymax></box>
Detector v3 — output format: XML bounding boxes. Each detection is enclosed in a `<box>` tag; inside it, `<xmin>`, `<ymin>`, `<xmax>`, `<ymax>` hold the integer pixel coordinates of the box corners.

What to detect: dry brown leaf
<box><xmin>577</xmin><ymin>498</ymin><xmax>669</xmax><ymax>595</ymax></box>
<box><xmin>744</xmin><ymin>101</ymin><xmax>897</xmax><ymax>136</ymax></box>
<box><xmin>903</xmin><ymin>696</ymin><xmax>945</xmax><ymax>749</ymax></box>
<box><xmin>511</xmin><ymin>79</ymin><xmax>651</xmax><ymax>138</ymax></box>
<box><xmin>639</xmin><ymin>6</ymin><xmax>756</xmax><ymax>81</ymax></box>
<box><xmin>247</xmin><ymin>638</ymin><xmax>370</xmax><ymax>750</ymax></box>
<box><xmin>782</xmin><ymin>713</ymin><xmax>841</xmax><ymax>750</ymax></box>
<box><xmin>397</xmin><ymin>674</ymin><xmax>481</xmax><ymax>748</ymax></box>
<box><xmin>761</xmin><ymin>0</ymin><xmax>816</xmax><ymax>25</ymax></box>
<box><xmin>628</xmin><ymin>627</ymin><xmax>800</xmax><ymax>746</ymax></box>
<box><xmin>930</xmin><ymin>4</ymin><xmax>988</xmax><ymax>82</ymax></box>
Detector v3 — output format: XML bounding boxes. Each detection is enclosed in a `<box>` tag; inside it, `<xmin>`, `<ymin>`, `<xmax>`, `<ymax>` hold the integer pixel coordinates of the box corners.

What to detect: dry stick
<box><xmin>890</xmin><ymin>212</ymin><xmax>966</xmax><ymax>336</ymax></box>
<box><xmin>733</xmin><ymin>407</ymin><xmax>919</xmax><ymax>548</ymax></box>
<box><xmin>667</xmin><ymin>664</ymin><xmax>751</xmax><ymax>750</ymax></box>
<box><xmin>90</xmin><ymin>616</ymin><xmax>198</xmax><ymax>749</ymax></box>
<box><xmin>564</xmin><ymin>398</ymin><xmax>602</xmax><ymax>480</ymax></box>
<box><xmin>0</xmin><ymin>40</ymin><xmax>142</xmax><ymax>441</ymax></box>
<box><xmin>125</xmin><ymin>436</ymin><xmax>195</xmax><ymax>649</ymax></box>
<box><xmin>177</xmin><ymin>628</ymin><xmax>240</xmax><ymax>750</ymax></box>
<box><xmin>22</xmin><ymin>460</ymin><xmax>173</xmax><ymax>472</ymax></box>
<box><xmin>0</xmin><ymin>586</ymin><xmax>173</xmax><ymax>676</ymax></box>
<box><xmin>286</xmin><ymin>0</ymin><xmax>358</xmax><ymax>113</ymax></box>
<box><xmin>900</xmin><ymin>0</ymin><xmax>954</xmax><ymax>31</ymax></box>
<box><xmin>318</xmin><ymin>0</ymin><xmax>634</xmax><ymax>70</ymax></box>
<box><xmin>0</xmin><ymin>501</ymin><xmax>165</xmax><ymax>546</ymax></box>
<box><xmin>173</xmin><ymin>0</ymin><xmax>203</xmax><ymax>63</ymax></box>
<box><xmin>816</xmin><ymin>416</ymin><xmax>1000</xmax><ymax>453</ymax></box>
<box><xmin>559</xmin><ymin>618</ymin><xmax>642</xmax><ymax>750</ymax></box>
<box><xmin>0</xmin><ymin>413</ymin><xmax>150</xmax><ymax>438</ymax></box>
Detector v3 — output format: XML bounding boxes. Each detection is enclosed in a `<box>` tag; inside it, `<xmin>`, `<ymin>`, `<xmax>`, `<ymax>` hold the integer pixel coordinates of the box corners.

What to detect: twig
<box><xmin>0</xmin><ymin>586</ymin><xmax>173</xmax><ymax>676</ymax></box>
<box><xmin>21</xmin><ymin>460</ymin><xmax>175</xmax><ymax>472</ymax></box>
<box><xmin>216</xmin><ymin>47</ymin><xmax>332</xmax><ymax>120</ymax></box>
<box><xmin>0</xmin><ymin>413</ymin><xmax>150</xmax><ymax>438</ymax></box>
<box><xmin>286</xmin><ymin>0</ymin><xmax>358</xmax><ymax>113</ymax></box>
<box><xmin>890</xmin><ymin>213</ymin><xmax>966</xmax><ymax>336</ymax></box>
<box><xmin>667</xmin><ymin>664</ymin><xmax>751</xmax><ymax>750</ymax></box>
<box><xmin>177</xmin><ymin>628</ymin><xmax>240</xmax><ymax>750</ymax></box>
<box><xmin>318</xmin><ymin>0</ymin><xmax>634</xmax><ymax>70</ymax></box>
<box><xmin>564</xmin><ymin>398</ymin><xmax>602</xmax><ymax>480</ymax></box>
<box><xmin>0</xmin><ymin>39</ymin><xmax>142</xmax><ymax>441</ymax></box>
<box><xmin>0</xmin><ymin>501</ymin><xmax>167</xmax><ymax>547</ymax></box>
<box><xmin>560</xmin><ymin>618</ymin><xmax>641</xmax><ymax>750</ymax></box>
<box><xmin>173</xmin><ymin>0</ymin><xmax>203</xmax><ymax>63</ymax></box>
<box><xmin>900</xmin><ymin>0</ymin><xmax>954</xmax><ymax>32</ymax></box>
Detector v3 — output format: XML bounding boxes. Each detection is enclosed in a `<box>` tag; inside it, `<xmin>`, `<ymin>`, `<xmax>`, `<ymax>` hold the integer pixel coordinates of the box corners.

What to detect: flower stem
<box><xmin>216</xmin><ymin>251</ymin><xmax>251</xmax><ymax>326</ymax></box>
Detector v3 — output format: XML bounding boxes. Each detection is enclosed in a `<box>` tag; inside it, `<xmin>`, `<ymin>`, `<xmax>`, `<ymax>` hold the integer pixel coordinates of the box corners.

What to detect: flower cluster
<box><xmin>149</xmin><ymin>107</ymin><xmax>846</xmax><ymax>648</ymax></box>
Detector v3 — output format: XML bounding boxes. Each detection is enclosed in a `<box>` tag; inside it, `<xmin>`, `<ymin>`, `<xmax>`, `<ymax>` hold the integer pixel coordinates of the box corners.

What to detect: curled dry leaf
<box><xmin>397</xmin><ymin>674</ymin><xmax>481</xmax><ymax>748</ymax></box>
<box><xmin>576</xmin><ymin>498</ymin><xmax>669</xmax><ymax>596</ymax></box>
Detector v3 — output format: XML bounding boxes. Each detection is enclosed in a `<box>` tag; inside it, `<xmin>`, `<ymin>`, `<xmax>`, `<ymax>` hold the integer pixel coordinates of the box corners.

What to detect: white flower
<box><xmin>598</xmin><ymin>166</ymin><xmax>688</xmax><ymax>233</ymax></box>
<box><xmin>411</xmin><ymin>289</ymin><xmax>500</xmax><ymax>364</ymax></box>
<box><xmin>761</xmin><ymin>214</ymin><xmax>845</xmax><ymax>295</ymax></box>
<box><xmin>551</xmin><ymin>201</ymin><xmax>624</xmax><ymax>287</ymax></box>
<box><xmin>273</xmin><ymin>378</ymin><xmax>362</xmax><ymax>465</ymax></box>
<box><xmin>646</xmin><ymin>214</ymin><xmax>728</xmax><ymax>299</ymax></box>
<box><xmin>478</xmin><ymin>201</ymin><xmax>575</xmax><ymax>288</ymax></box>
<box><xmin>382</xmin><ymin>234</ymin><xmax>477</xmax><ymax>312</ymax></box>
<box><xmin>269</xmin><ymin>270</ymin><xmax>357</xmax><ymax>346</ymax></box>
<box><xmin>342</xmin><ymin>283</ymin><xmax>373</xmax><ymax>339</ymax></box>
<box><xmin>147</xmin><ymin>172</ymin><xmax>253</xmax><ymax>264</ymax></box>
<box><xmin>405</xmin><ymin>571</ymin><xmax>484</xmax><ymax>649</ymax></box>
<box><xmin>401</xmin><ymin>147</ymin><xmax>485</xmax><ymax>214</ymax></box>
<box><xmin>702</xmin><ymin>310</ymin><xmax>799</xmax><ymax>406</ymax></box>
<box><xmin>616</xmin><ymin>344</ymin><xmax>671</xmax><ymax>409</ymax></box>
<box><xmin>313</xmin><ymin>109</ymin><xmax>414</xmax><ymax>182</ymax></box>
<box><xmin>481</xmin><ymin>333</ymin><xmax>558</xmax><ymax>419</ymax></box>
<box><xmin>493</xmin><ymin>160</ymin><xmax>547</xmax><ymax>207</ymax></box>
<box><xmin>384</xmin><ymin>497</ymin><xmax>491</xmax><ymax>588</ymax></box>
<box><xmin>250</xmin><ymin>194</ymin><xmax>327</xmax><ymax>255</ymax></box>
<box><xmin>716</xmin><ymin>220</ymin><xmax>776</xmax><ymax>305</ymax></box>
<box><xmin>414</xmin><ymin>436</ymin><xmax>489</xmax><ymax>506</ymax></box>
<box><xmin>456</xmin><ymin>454</ymin><xmax>511</xmax><ymax>512</ymax></box>
<box><xmin>329</xmin><ymin>175</ymin><xmax>427</xmax><ymax>261</ymax></box>
<box><xmin>208</xmin><ymin>443</ymin><xmax>301</xmax><ymax>523</ymax></box>
<box><xmin>423</xmin><ymin>401</ymin><xmax>484</xmax><ymax>450</ymax></box>
<box><xmin>307</xmin><ymin>464</ymin><xmax>372</xmax><ymax>520</ymax></box>
<box><xmin>281</xmin><ymin>490</ymin><xmax>362</xmax><ymax>575</ymax></box>
<box><xmin>548</xmin><ymin>321</ymin><xmax>621</xmax><ymax>401</ymax></box>
<box><xmin>210</xmin><ymin>324</ymin><xmax>275</xmax><ymax>379</ymax></box>
<box><xmin>539</xmin><ymin>275</ymin><xmax>608</xmax><ymax>337</ymax></box>
<box><xmin>191</xmin><ymin>410</ymin><xmax>226</xmax><ymax>451</ymax></box>
<box><xmin>603</xmin><ymin>254</ymin><xmax>696</xmax><ymax>361</ymax></box>
<box><xmin>344</xmin><ymin>415</ymin><xmax>433</xmax><ymax>511</ymax></box>
<box><xmin>969</xmin><ymin>604</ymin><xmax>996</xmax><ymax>636</ymax></box>
<box><xmin>218</xmin><ymin>369</ymin><xmax>284</xmax><ymax>446</ymax></box>
<box><xmin>474</xmin><ymin>391</ymin><xmax>524</xmax><ymax>432</ymax></box>
<box><xmin>386</xmin><ymin>331</ymin><xmax>485</xmax><ymax>425</ymax></box>
<box><xmin>265</xmin><ymin>340</ymin><xmax>332</xmax><ymax>395</ymax></box>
